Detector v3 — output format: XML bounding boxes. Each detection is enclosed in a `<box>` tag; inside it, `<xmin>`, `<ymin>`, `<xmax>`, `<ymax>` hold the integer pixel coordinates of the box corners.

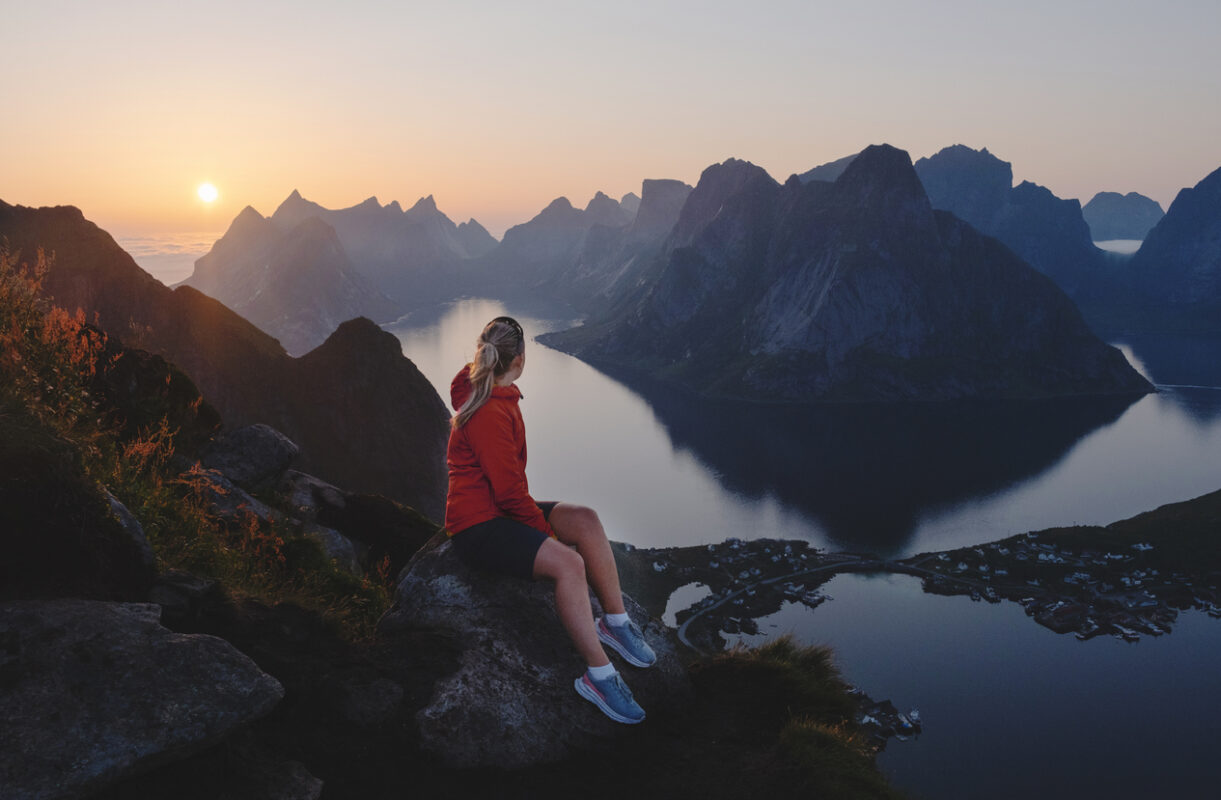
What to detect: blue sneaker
<box><xmin>597</xmin><ymin>616</ymin><xmax>657</xmax><ymax>668</ymax></box>
<box><xmin>574</xmin><ymin>671</ymin><xmax>646</xmax><ymax>724</ymax></box>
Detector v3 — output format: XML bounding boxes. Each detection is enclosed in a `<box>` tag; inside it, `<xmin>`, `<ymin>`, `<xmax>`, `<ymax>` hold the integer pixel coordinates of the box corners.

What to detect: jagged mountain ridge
<box><xmin>539</xmin><ymin>145</ymin><xmax>1152</xmax><ymax>403</ymax></box>
<box><xmin>268</xmin><ymin>190</ymin><xmax>496</xmax><ymax>307</ymax></box>
<box><xmin>183</xmin><ymin>208</ymin><xmax>399</xmax><ymax>356</ymax></box>
<box><xmin>803</xmin><ymin>145</ymin><xmax>1106</xmax><ymax>302</ymax></box>
<box><xmin>0</xmin><ymin>200</ymin><xmax>449</xmax><ymax>520</ymax></box>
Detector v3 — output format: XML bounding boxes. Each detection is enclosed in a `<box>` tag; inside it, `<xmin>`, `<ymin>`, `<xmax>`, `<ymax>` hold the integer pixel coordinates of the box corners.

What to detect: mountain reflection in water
<box><xmin>591</xmin><ymin>364</ymin><xmax>1138</xmax><ymax>554</ymax></box>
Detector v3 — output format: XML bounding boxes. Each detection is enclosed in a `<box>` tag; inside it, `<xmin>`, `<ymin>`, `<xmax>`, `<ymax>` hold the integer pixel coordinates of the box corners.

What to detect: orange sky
<box><xmin>4</xmin><ymin>1</ymin><xmax>1219</xmax><ymax>239</ymax></box>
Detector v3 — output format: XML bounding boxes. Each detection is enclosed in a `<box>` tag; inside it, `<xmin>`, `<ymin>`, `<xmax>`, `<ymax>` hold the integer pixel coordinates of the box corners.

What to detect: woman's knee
<box><xmin>552</xmin><ymin>503</ymin><xmax>606</xmax><ymax>545</ymax></box>
<box><xmin>533</xmin><ymin>539</ymin><xmax>586</xmax><ymax>581</ymax></box>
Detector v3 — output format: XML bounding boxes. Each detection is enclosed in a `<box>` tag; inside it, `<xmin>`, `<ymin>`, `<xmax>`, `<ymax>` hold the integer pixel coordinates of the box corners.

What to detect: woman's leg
<box><xmin>547</xmin><ymin>503</ymin><xmax>627</xmax><ymax>616</ymax></box>
<box><xmin>532</xmin><ymin>537</ymin><xmax>610</xmax><ymax>667</ymax></box>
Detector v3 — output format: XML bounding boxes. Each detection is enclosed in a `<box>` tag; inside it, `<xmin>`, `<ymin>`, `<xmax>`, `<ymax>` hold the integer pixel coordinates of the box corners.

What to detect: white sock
<box><xmin>587</xmin><ymin>662</ymin><xmax>617</xmax><ymax>681</ymax></box>
<box><xmin>604</xmin><ymin>612</ymin><xmax>630</xmax><ymax>627</ymax></box>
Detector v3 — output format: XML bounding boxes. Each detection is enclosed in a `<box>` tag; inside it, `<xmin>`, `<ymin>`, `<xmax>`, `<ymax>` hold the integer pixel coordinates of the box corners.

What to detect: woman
<box><xmin>445</xmin><ymin>316</ymin><xmax>656</xmax><ymax>725</ymax></box>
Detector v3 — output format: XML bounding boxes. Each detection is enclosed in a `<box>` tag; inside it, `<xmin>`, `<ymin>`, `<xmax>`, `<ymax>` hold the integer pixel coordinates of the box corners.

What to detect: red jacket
<box><xmin>445</xmin><ymin>366</ymin><xmax>555</xmax><ymax>538</ymax></box>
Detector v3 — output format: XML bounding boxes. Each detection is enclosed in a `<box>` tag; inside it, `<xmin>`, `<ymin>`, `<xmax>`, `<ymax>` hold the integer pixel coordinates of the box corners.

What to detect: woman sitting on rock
<box><xmin>445</xmin><ymin>315</ymin><xmax>655</xmax><ymax>724</ymax></box>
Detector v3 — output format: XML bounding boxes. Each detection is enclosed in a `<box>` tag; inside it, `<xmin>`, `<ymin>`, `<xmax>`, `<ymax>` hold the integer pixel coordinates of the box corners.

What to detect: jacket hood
<box><xmin>450</xmin><ymin>366</ymin><xmax>473</xmax><ymax>411</ymax></box>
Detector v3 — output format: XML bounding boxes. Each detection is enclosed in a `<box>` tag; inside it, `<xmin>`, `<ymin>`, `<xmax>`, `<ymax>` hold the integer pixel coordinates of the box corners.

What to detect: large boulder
<box><xmin>0</xmin><ymin>599</ymin><xmax>284</xmax><ymax>800</ymax></box>
<box><xmin>378</xmin><ymin>535</ymin><xmax>691</xmax><ymax>769</ymax></box>
<box><xmin>200</xmin><ymin>423</ymin><xmax>301</xmax><ymax>491</ymax></box>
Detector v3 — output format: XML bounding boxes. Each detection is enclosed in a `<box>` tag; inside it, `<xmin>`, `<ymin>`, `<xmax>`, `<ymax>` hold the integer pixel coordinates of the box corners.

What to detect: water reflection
<box><xmin>1113</xmin><ymin>333</ymin><xmax>1221</xmax><ymax>424</ymax></box>
<box><xmin>594</xmin><ymin>364</ymin><xmax>1138</xmax><ymax>554</ymax></box>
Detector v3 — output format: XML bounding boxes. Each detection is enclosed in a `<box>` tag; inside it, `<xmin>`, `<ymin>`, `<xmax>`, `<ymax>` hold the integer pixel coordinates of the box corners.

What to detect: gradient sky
<box><xmin>4</xmin><ymin>0</ymin><xmax>1219</xmax><ymax>238</ymax></box>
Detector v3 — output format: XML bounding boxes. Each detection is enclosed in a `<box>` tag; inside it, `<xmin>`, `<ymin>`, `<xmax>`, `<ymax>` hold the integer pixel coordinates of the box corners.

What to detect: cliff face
<box><xmin>547</xmin><ymin>179</ymin><xmax>694</xmax><ymax>310</ymax></box>
<box><xmin>0</xmin><ymin>200</ymin><xmax>449</xmax><ymax>520</ymax></box>
<box><xmin>539</xmin><ymin>146</ymin><xmax>1151</xmax><ymax>403</ymax></box>
<box><xmin>1125</xmin><ymin>165</ymin><xmax>1221</xmax><ymax>327</ymax></box>
<box><xmin>184</xmin><ymin>209</ymin><xmax>399</xmax><ymax>356</ymax></box>
<box><xmin>913</xmin><ymin>145</ymin><xmax>1104</xmax><ymax>299</ymax></box>
<box><xmin>1083</xmin><ymin>191</ymin><xmax>1165</xmax><ymax>241</ymax></box>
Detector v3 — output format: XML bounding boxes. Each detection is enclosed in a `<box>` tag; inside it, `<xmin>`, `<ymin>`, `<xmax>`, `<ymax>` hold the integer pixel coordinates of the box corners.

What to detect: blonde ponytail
<box><xmin>453</xmin><ymin>316</ymin><xmax>525</xmax><ymax>428</ymax></box>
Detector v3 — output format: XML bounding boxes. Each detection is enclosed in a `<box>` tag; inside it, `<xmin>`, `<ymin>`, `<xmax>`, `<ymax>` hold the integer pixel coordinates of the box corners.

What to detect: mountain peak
<box><xmin>670</xmin><ymin>158</ymin><xmax>777</xmax><ymax>244</ymax></box>
<box><xmin>386</xmin><ymin>200</ymin><xmax>403</xmax><ymax>213</ymax></box>
<box><xmin>408</xmin><ymin>195</ymin><xmax>438</xmax><ymax>214</ymax></box>
<box><xmin>833</xmin><ymin>144</ymin><xmax>934</xmax><ymax>228</ymax></box>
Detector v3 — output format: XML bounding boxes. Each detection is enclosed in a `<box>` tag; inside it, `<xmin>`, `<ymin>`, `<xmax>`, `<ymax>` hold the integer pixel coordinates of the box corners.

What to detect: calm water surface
<box><xmin>389</xmin><ymin>299</ymin><xmax>1221</xmax><ymax>799</ymax></box>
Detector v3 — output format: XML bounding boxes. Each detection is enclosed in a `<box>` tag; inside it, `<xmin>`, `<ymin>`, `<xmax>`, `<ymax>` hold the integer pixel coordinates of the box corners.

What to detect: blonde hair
<box><xmin>453</xmin><ymin>316</ymin><xmax>525</xmax><ymax>428</ymax></box>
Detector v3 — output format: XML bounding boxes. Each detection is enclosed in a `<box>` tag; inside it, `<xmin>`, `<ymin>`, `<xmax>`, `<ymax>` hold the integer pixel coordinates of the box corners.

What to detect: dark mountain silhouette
<box><xmin>619</xmin><ymin>192</ymin><xmax>642</xmax><ymax>218</ymax></box>
<box><xmin>797</xmin><ymin>152</ymin><xmax>860</xmax><ymax>184</ymax></box>
<box><xmin>912</xmin><ymin>145</ymin><xmax>1104</xmax><ymax>300</ymax></box>
<box><xmin>1122</xmin><ymin>165</ymin><xmax>1221</xmax><ymax>332</ymax></box>
<box><xmin>0</xmin><ymin>200</ymin><xmax>449</xmax><ymax>520</ymax></box>
<box><xmin>1082</xmin><ymin>191</ymin><xmax>1165</xmax><ymax>241</ymax></box>
<box><xmin>183</xmin><ymin>208</ymin><xmax>398</xmax><ymax>356</ymax></box>
<box><xmin>540</xmin><ymin>145</ymin><xmax>1151</xmax><ymax>403</ymax></box>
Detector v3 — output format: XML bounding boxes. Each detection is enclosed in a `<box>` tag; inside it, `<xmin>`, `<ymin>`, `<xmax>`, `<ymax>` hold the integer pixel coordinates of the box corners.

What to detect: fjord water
<box><xmin>392</xmin><ymin>299</ymin><xmax>1221</xmax><ymax>557</ymax></box>
<box><xmin>390</xmin><ymin>299</ymin><xmax>1221</xmax><ymax>799</ymax></box>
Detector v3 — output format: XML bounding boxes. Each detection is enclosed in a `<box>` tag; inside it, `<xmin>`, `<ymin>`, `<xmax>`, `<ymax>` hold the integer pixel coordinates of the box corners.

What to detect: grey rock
<box><xmin>201</xmin><ymin>424</ymin><xmax>300</xmax><ymax>490</ymax></box>
<box><xmin>0</xmin><ymin>599</ymin><xmax>283</xmax><ymax>800</ymax></box>
<box><xmin>278</xmin><ymin>469</ymin><xmax>347</xmax><ymax>521</ymax></box>
<box><xmin>379</xmin><ymin>536</ymin><xmax>690</xmax><ymax>768</ymax></box>
<box><xmin>103</xmin><ymin>489</ymin><xmax>154</xmax><ymax>570</ymax></box>
<box><xmin>192</xmin><ymin>468</ymin><xmax>281</xmax><ymax>527</ymax></box>
<box><xmin>302</xmin><ymin>522</ymin><xmax>363</xmax><ymax>576</ymax></box>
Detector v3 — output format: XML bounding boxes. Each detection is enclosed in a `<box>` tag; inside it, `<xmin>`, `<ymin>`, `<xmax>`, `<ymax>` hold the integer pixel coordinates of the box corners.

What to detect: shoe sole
<box><xmin>574</xmin><ymin>677</ymin><xmax>645</xmax><ymax>724</ymax></box>
<box><xmin>597</xmin><ymin>621</ymin><xmax>657</xmax><ymax>668</ymax></box>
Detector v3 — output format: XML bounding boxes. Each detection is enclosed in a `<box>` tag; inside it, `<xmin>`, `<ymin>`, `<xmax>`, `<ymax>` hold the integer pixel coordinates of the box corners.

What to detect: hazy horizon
<box><xmin>4</xmin><ymin>1</ymin><xmax>1220</xmax><ymax>239</ymax></box>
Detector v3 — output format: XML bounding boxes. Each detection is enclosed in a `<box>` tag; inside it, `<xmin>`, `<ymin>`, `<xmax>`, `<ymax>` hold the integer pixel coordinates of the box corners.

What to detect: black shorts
<box><xmin>450</xmin><ymin>501</ymin><xmax>558</xmax><ymax>581</ymax></box>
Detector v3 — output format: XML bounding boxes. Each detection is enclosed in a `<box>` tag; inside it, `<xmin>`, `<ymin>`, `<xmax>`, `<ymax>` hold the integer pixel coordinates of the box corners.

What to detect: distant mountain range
<box><xmin>539</xmin><ymin>145</ymin><xmax>1152</xmax><ymax>402</ymax></box>
<box><xmin>184</xmin><ymin>208</ymin><xmax>399</xmax><ymax>356</ymax></box>
<box><xmin>1082</xmin><ymin>191</ymin><xmax>1165</xmax><ymax>241</ymax></box>
<box><xmin>0</xmin><ymin>200</ymin><xmax>450</xmax><ymax>520</ymax></box>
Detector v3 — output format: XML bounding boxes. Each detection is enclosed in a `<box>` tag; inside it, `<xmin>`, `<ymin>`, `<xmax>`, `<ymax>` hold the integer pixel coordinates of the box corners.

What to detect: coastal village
<box><xmin>614</xmin><ymin>523</ymin><xmax>1221</xmax><ymax>748</ymax></box>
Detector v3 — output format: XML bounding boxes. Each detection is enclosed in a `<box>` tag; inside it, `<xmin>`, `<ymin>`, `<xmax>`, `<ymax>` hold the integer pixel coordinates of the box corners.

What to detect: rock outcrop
<box><xmin>379</xmin><ymin>535</ymin><xmax>691</xmax><ymax>768</ymax></box>
<box><xmin>0</xmin><ymin>200</ymin><xmax>450</xmax><ymax>520</ymax></box>
<box><xmin>200</xmin><ymin>423</ymin><xmax>301</xmax><ymax>492</ymax></box>
<box><xmin>0</xmin><ymin>599</ymin><xmax>284</xmax><ymax>799</ymax></box>
<box><xmin>541</xmin><ymin>146</ymin><xmax>1151</xmax><ymax>403</ymax></box>
<box><xmin>1082</xmin><ymin>191</ymin><xmax>1165</xmax><ymax>241</ymax></box>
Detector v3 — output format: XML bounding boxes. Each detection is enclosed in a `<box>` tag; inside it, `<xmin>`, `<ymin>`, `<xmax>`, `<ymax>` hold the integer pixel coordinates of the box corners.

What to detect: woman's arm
<box><xmin>465</xmin><ymin>405</ymin><xmax>555</xmax><ymax>537</ymax></box>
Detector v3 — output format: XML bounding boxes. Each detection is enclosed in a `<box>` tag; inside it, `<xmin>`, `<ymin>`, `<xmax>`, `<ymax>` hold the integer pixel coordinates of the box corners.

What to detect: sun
<box><xmin>197</xmin><ymin>183</ymin><xmax>219</xmax><ymax>203</ymax></box>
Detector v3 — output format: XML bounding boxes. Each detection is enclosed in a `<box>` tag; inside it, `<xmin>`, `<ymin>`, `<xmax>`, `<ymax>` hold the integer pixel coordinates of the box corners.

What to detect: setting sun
<box><xmin>197</xmin><ymin>183</ymin><xmax>218</xmax><ymax>203</ymax></box>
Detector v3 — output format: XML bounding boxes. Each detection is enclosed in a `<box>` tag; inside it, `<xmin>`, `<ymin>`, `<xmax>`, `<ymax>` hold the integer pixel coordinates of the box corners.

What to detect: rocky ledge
<box><xmin>0</xmin><ymin>599</ymin><xmax>283</xmax><ymax>800</ymax></box>
<box><xmin>379</xmin><ymin>534</ymin><xmax>691</xmax><ymax>768</ymax></box>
